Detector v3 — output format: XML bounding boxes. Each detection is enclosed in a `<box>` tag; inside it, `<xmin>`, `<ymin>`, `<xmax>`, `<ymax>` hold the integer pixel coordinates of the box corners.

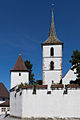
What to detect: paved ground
<box><xmin>0</xmin><ymin>116</ymin><xmax>80</xmax><ymax>120</ymax></box>
<box><xmin>0</xmin><ymin>116</ymin><xmax>20</xmax><ymax>120</ymax></box>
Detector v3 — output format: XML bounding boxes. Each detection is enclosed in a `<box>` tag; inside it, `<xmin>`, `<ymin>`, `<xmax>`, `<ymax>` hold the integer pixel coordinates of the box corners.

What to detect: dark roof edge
<box><xmin>0</xmin><ymin>105</ymin><xmax>9</xmax><ymax>107</ymax></box>
<box><xmin>0</xmin><ymin>96</ymin><xmax>9</xmax><ymax>99</ymax></box>
<box><xmin>10</xmin><ymin>70</ymin><xmax>30</xmax><ymax>72</ymax></box>
<box><xmin>41</xmin><ymin>42</ymin><xmax>63</xmax><ymax>46</ymax></box>
<box><xmin>10</xmin><ymin>85</ymin><xmax>48</xmax><ymax>92</ymax></box>
<box><xmin>0</xmin><ymin>104</ymin><xmax>9</xmax><ymax>107</ymax></box>
<box><xmin>51</xmin><ymin>84</ymin><xmax>64</xmax><ymax>89</ymax></box>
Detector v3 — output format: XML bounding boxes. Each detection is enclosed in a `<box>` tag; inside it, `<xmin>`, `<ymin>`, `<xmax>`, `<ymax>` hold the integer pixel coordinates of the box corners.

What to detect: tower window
<box><xmin>50</xmin><ymin>61</ymin><xmax>54</xmax><ymax>70</ymax></box>
<box><xmin>19</xmin><ymin>73</ymin><xmax>21</xmax><ymax>76</ymax></box>
<box><xmin>50</xmin><ymin>47</ymin><xmax>54</xmax><ymax>56</ymax></box>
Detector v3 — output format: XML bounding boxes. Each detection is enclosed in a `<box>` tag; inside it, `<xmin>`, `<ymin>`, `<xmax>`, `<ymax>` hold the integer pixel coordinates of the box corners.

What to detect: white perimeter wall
<box><xmin>11</xmin><ymin>72</ymin><xmax>29</xmax><ymax>88</ymax></box>
<box><xmin>10</xmin><ymin>89</ymin><xmax>80</xmax><ymax>118</ymax></box>
<box><xmin>10</xmin><ymin>90</ymin><xmax>22</xmax><ymax>117</ymax></box>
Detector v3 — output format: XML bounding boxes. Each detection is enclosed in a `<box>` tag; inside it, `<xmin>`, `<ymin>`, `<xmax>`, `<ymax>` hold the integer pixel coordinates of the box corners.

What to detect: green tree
<box><xmin>24</xmin><ymin>60</ymin><xmax>35</xmax><ymax>85</ymax></box>
<box><xmin>36</xmin><ymin>80</ymin><xmax>42</xmax><ymax>85</ymax></box>
<box><xmin>70</xmin><ymin>49</ymin><xmax>80</xmax><ymax>84</ymax></box>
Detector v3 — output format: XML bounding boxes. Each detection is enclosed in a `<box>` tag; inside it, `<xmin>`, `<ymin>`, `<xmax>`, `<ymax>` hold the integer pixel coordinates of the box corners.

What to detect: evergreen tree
<box><xmin>24</xmin><ymin>60</ymin><xmax>35</xmax><ymax>85</ymax></box>
<box><xmin>70</xmin><ymin>49</ymin><xmax>80</xmax><ymax>84</ymax></box>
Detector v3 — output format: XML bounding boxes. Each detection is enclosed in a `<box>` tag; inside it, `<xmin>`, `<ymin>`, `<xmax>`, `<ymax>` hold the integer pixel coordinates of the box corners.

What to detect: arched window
<box><xmin>50</xmin><ymin>47</ymin><xmax>54</xmax><ymax>56</ymax></box>
<box><xmin>50</xmin><ymin>61</ymin><xmax>54</xmax><ymax>70</ymax></box>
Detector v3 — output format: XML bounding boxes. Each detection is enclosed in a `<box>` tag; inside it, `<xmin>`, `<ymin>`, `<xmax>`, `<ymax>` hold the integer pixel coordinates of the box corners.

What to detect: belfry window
<box><xmin>50</xmin><ymin>47</ymin><xmax>54</xmax><ymax>56</ymax></box>
<box><xmin>50</xmin><ymin>61</ymin><xmax>54</xmax><ymax>70</ymax></box>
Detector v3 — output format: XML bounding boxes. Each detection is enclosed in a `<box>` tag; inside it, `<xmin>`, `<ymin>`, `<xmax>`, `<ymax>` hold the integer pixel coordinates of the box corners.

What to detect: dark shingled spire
<box><xmin>49</xmin><ymin>8</ymin><xmax>56</xmax><ymax>37</ymax></box>
<box><xmin>42</xmin><ymin>7</ymin><xmax>63</xmax><ymax>45</ymax></box>
<box><xmin>11</xmin><ymin>54</ymin><xmax>29</xmax><ymax>72</ymax></box>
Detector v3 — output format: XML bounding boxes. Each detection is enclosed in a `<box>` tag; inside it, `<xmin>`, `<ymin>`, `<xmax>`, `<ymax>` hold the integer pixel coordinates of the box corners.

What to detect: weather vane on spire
<box><xmin>52</xmin><ymin>3</ymin><xmax>54</xmax><ymax>7</ymax></box>
<box><xmin>19</xmin><ymin>49</ymin><xmax>21</xmax><ymax>56</ymax></box>
<box><xmin>52</xmin><ymin>0</ymin><xmax>55</xmax><ymax>8</ymax></box>
<box><xmin>51</xmin><ymin>1</ymin><xmax>55</xmax><ymax>18</ymax></box>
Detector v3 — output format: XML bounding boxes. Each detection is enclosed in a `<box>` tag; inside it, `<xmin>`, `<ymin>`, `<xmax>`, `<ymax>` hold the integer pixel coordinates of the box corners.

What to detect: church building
<box><xmin>10</xmin><ymin>7</ymin><xmax>80</xmax><ymax>119</ymax></box>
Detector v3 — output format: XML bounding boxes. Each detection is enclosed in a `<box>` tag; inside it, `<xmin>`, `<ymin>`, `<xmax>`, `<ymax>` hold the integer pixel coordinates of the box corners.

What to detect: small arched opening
<box><xmin>50</xmin><ymin>61</ymin><xmax>54</xmax><ymax>70</ymax></box>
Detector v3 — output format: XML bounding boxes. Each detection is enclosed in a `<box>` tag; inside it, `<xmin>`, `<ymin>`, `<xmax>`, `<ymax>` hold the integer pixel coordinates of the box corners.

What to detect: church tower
<box><xmin>10</xmin><ymin>54</ymin><xmax>29</xmax><ymax>88</ymax></box>
<box><xmin>42</xmin><ymin>8</ymin><xmax>63</xmax><ymax>87</ymax></box>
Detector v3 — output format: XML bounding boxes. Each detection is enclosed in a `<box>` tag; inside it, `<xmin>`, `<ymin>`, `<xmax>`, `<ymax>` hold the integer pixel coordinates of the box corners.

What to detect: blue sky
<box><xmin>0</xmin><ymin>0</ymin><xmax>80</xmax><ymax>90</ymax></box>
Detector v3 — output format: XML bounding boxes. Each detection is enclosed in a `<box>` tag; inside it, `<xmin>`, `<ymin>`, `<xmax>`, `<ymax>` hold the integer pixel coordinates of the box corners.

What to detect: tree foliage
<box><xmin>70</xmin><ymin>49</ymin><xmax>80</xmax><ymax>84</ymax></box>
<box><xmin>24</xmin><ymin>60</ymin><xmax>35</xmax><ymax>85</ymax></box>
<box><xmin>70</xmin><ymin>49</ymin><xmax>80</xmax><ymax>70</ymax></box>
<box><xmin>36</xmin><ymin>80</ymin><xmax>42</xmax><ymax>85</ymax></box>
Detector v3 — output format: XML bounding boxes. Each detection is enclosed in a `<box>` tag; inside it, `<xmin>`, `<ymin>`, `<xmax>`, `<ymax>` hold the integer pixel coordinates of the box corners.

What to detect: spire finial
<box><xmin>49</xmin><ymin>2</ymin><xmax>56</xmax><ymax>37</ymax></box>
<box><xmin>19</xmin><ymin>50</ymin><xmax>21</xmax><ymax>56</ymax></box>
<box><xmin>52</xmin><ymin>3</ymin><xmax>54</xmax><ymax>17</ymax></box>
<box><xmin>52</xmin><ymin>3</ymin><xmax>54</xmax><ymax>8</ymax></box>
<box><xmin>52</xmin><ymin>4</ymin><xmax>54</xmax><ymax>20</ymax></box>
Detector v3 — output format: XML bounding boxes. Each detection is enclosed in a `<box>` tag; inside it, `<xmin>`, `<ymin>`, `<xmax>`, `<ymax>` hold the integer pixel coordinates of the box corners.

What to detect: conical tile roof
<box><xmin>11</xmin><ymin>54</ymin><xmax>29</xmax><ymax>72</ymax></box>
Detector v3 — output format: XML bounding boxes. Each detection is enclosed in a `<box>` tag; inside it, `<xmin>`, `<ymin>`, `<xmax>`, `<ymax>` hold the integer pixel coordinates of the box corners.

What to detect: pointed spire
<box><xmin>49</xmin><ymin>6</ymin><xmax>56</xmax><ymax>37</ymax></box>
<box><xmin>42</xmin><ymin>5</ymin><xmax>63</xmax><ymax>45</ymax></box>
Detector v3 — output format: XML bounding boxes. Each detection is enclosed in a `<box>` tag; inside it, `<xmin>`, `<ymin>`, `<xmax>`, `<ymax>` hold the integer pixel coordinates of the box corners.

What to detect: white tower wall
<box><xmin>43</xmin><ymin>45</ymin><xmax>62</xmax><ymax>57</ymax></box>
<box><xmin>11</xmin><ymin>72</ymin><xmax>29</xmax><ymax>89</ymax></box>
<box><xmin>43</xmin><ymin>45</ymin><xmax>62</xmax><ymax>86</ymax></box>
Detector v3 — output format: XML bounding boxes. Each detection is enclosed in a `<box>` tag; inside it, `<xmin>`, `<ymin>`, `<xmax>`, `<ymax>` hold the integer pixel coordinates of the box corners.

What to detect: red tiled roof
<box><xmin>0</xmin><ymin>100</ymin><xmax>9</xmax><ymax>107</ymax></box>
<box><xmin>0</xmin><ymin>83</ymin><xmax>9</xmax><ymax>98</ymax></box>
<box><xmin>11</xmin><ymin>54</ymin><xmax>29</xmax><ymax>72</ymax></box>
<box><xmin>22</xmin><ymin>85</ymin><xmax>33</xmax><ymax>89</ymax></box>
<box><xmin>36</xmin><ymin>85</ymin><xmax>48</xmax><ymax>89</ymax></box>
<box><xmin>51</xmin><ymin>84</ymin><xmax>64</xmax><ymax>89</ymax></box>
<box><xmin>66</xmin><ymin>84</ymin><xmax>80</xmax><ymax>89</ymax></box>
<box><xmin>21</xmin><ymin>85</ymin><xmax>48</xmax><ymax>90</ymax></box>
<box><xmin>10</xmin><ymin>85</ymin><xmax>48</xmax><ymax>92</ymax></box>
<box><xmin>21</xmin><ymin>85</ymin><xmax>48</xmax><ymax>89</ymax></box>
